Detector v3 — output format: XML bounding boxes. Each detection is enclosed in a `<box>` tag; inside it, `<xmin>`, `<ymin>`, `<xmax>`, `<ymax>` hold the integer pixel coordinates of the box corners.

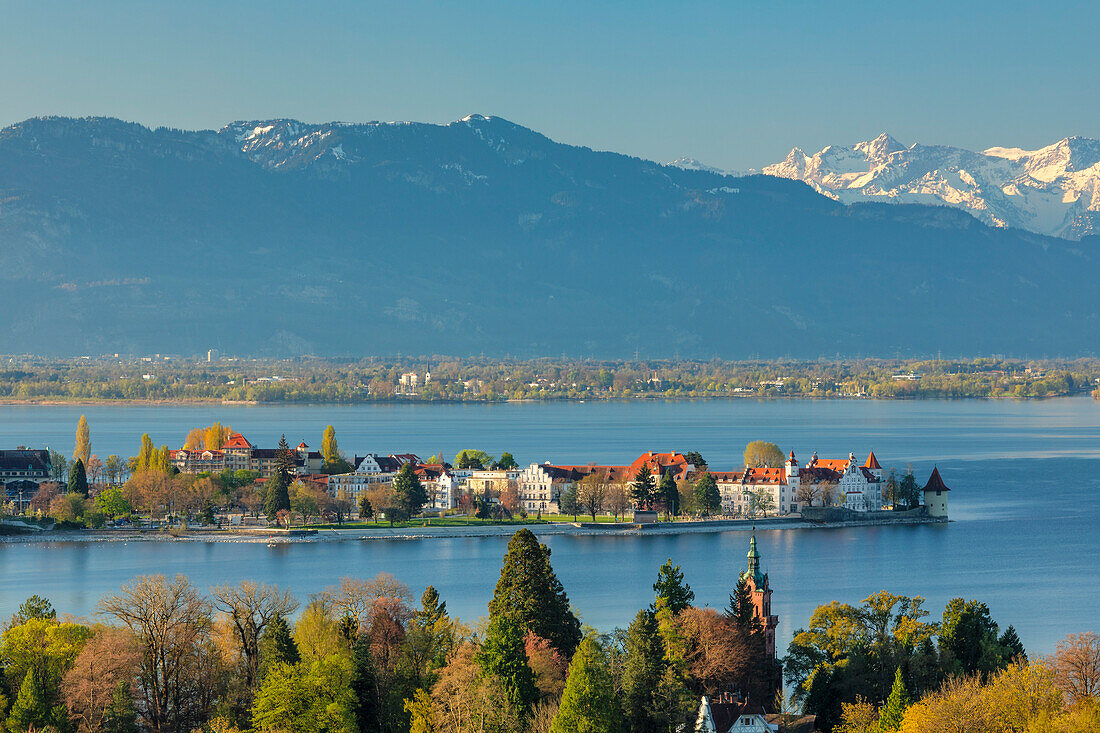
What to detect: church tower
<box><xmin>741</xmin><ymin>529</ymin><xmax>779</xmax><ymax>658</ymax></box>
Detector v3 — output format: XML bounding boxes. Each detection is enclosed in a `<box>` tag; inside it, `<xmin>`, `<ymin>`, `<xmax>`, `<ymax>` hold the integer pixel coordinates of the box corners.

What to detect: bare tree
<box><xmin>327</xmin><ymin>574</ymin><xmax>414</xmax><ymax>631</ymax></box>
<box><xmin>819</xmin><ymin>480</ymin><xmax>838</xmax><ymax>508</ymax></box>
<box><xmin>576</xmin><ymin>473</ymin><xmax>607</xmax><ymax>521</ymax></box>
<box><xmin>209</xmin><ymin>581</ymin><xmax>299</xmax><ymax>690</ymax></box>
<box><xmin>62</xmin><ymin>628</ymin><xmax>142</xmax><ymax>733</ymax></box>
<box><xmin>1048</xmin><ymin>631</ymin><xmax>1100</xmax><ymax>704</ymax></box>
<box><xmin>607</xmin><ymin>482</ymin><xmax>629</xmax><ymax>521</ymax></box>
<box><xmin>794</xmin><ymin>481</ymin><xmax>820</xmax><ymax>508</ymax></box>
<box><xmin>97</xmin><ymin>574</ymin><xmax>212</xmax><ymax>733</ymax></box>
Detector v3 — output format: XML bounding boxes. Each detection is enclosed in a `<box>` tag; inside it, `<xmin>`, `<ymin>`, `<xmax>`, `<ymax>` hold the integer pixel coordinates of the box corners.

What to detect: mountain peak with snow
<box><xmin>763</xmin><ymin>134</ymin><xmax>1100</xmax><ymax>239</ymax></box>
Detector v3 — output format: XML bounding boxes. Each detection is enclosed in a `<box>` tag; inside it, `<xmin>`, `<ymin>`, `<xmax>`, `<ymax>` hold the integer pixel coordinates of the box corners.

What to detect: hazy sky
<box><xmin>3</xmin><ymin>0</ymin><xmax>1098</xmax><ymax>170</ymax></box>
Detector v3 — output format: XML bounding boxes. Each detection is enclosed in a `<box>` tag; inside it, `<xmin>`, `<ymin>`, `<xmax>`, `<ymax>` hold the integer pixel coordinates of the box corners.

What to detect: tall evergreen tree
<box><xmin>726</xmin><ymin>576</ymin><xmax>757</xmax><ymax>632</ymax></box>
<box><xmin>630</xmin><ymin>467</ymin><xmax>657</xmax><ymax>510</ymax></box>
<box><xmin>7</xmin><ymin>670</ymin><xmax>65</xmax><ymax>733</ymax></box>
<box><xmin>659</xmin><ymin>470</ymin><xmax>679</xmax><ymax>516</ymax></box>
<box><xmin>101</xmin><ymin>679</ymin><xmax>139</xmax><ymax>733</ymax></box>
<box><xmin>550</xmin><ymin>638</ymin><xmax>622</xmax><ymax>733</ymax></box>
<box><xmin>74</xmin><ymin>414</ymin><xmax>91</xmax><ymax>467</ymax></box>
<box><xmin>350</xmin><ymin>636</ymin><xmax>381</xmax><ymax>733</ymax></box>
<box><xmin>488</xmin><ymin>529</ymin><xmax>582</xmax><ymax>656</ymax></box>
<box><xmin>877</xmin><ymin>668</ymin><xmax>911</xmax><ymax>731</ymax></box>
<box><xmin>694</xmin><ymin>472</ymin><xmax>721</xmax><ymax>516</ymax></box>
<box><xmin>999</xmin><ymin>625</ymin><xmax>1027</xmax><ymax>662</ymax></box>
<box><xmin>264</xmin><ymin>472</ymin><xmax>291</xmax><ymax>522</ymax></box>
<box><xmin>622</xmin><ymin>610</ymin><xmax>664</xmax><ymax>733</ymax></box>
<box><xmin>68</xmin><ymin>458</ymin><xmax>89</xmax><ymax>498</ymax></box>
<box><xmin>416</xmin><ymin>586</ymin><xmax>447</xmax><ymax>627</ymax></box>
<box><xmin>393</xmin><ymin>463</ymin><xmax>429</xmax><ymax>516</ymax></box>
<box><xmin>258</xmin><ymin>614</ymin><xmax>300</xmax><ymax>680</ymax></box>
<box><xmin>652</xmin><ymin>559</ymin><xmax>694</xmax><ymax>614</ymax></box>
<box><xmin>477</xmin><ymin>616</ymin><xmax>538</xmax><ymax>711</ymax></box>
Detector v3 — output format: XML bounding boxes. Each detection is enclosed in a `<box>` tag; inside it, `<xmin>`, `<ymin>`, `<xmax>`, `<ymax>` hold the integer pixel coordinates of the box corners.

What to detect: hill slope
<box><xmin>0</xmin><ymin>115</ymin><xmax>1097</xmax><ymax>358</ymax></box>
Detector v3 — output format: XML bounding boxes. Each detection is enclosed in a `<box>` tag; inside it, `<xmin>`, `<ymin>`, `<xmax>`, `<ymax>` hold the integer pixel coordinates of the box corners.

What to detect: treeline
<box><xmin>1</xmin><ymin>357</ymin><xmax>1098</xmax><ymax>402</ymax></box>
<box><xmin>784</xmin><ymin>592</ymin><xmax>1100</xmax><ymax>731</ymax></box>
<box><xmin>0</xmin><ymin>530</ymin><xmax>777</xmax><ymax>733</ymax></box>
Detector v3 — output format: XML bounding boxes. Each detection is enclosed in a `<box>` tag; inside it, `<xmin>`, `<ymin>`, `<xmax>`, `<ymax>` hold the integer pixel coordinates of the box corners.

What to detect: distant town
<box><xmin>2</xmin><ymin>420</ymin><xmax>950</xmax><ymax>532</ymax></box>
<box><xmin>1</xmin><ymin>355</ymin><xmax>1099</xmax><ymax>404</ymax></box>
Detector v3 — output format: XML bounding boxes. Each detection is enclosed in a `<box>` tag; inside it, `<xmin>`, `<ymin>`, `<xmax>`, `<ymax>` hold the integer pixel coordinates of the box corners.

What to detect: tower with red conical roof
<box><xmin>922</xmin><ymin>467</ymin><xmax>950</xmax><ymax>518</ymax></box>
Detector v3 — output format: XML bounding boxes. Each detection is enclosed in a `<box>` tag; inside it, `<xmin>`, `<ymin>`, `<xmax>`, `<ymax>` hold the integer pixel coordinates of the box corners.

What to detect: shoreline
<box><xmin>0</xmin><ymin>514</ymin><xmax>946</xmax><ymax>545</ymax></box>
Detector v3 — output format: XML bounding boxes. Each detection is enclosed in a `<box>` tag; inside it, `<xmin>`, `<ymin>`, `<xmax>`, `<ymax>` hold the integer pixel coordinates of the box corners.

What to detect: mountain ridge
<box><xmin>0</xmin><ymin>115</ymin><xmax>1097</xmax><ymax>358</ymax></box>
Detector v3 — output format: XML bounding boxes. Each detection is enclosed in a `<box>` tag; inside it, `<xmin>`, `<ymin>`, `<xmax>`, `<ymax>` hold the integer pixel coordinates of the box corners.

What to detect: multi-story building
<box><xmin>415</xmin><ymin>464</ymin><xmax>460</xmax><ymax>510</ymax></box>
<box><xmin>328</xmin><ymin>453</ymin><xmax>422</xmax><ymax>503</ymax></box>
<box><xmin>1</xmin><ymin>448</ymin><xmax>52</xmax><ymax>510</ymax></box>
<box><xmin>169</xmin><ymin>433</ymin><xmax>322</xmax><ymax>477</ymax></box>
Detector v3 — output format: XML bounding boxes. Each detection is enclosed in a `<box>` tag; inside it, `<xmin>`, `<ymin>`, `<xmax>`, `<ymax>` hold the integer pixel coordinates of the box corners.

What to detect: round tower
<box><xmin>922</xmin><ymin>467</ymin><xmax>950</xmax><ymax>518</ymax></box>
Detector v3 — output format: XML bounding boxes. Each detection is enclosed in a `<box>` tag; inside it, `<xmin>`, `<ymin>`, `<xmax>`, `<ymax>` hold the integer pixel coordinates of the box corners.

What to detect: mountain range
<box><xmin>1</xmin><ymin>115</ymin><xmax>1098</xmax><ymax>358</ymax></box>
<box><xmin>749</xmin><ymin>134</ymin><xmax>1100</xmax><ymax>240</ymax></box>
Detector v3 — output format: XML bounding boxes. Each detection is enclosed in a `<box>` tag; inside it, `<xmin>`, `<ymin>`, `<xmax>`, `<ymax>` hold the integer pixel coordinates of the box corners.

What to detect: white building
<box><xmin>696</xmin><ymin>695</ymin><xmax>777</xmax><ymax>733</ymax></box>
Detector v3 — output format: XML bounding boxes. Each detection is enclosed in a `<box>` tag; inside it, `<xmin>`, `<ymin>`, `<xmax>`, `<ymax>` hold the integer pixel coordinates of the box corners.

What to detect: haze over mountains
<box><xmin>674</xmin><ymin>134</ymin><xmax>1100</xmax><ymax>240</ymax></box>
<box><xmin>1</xmin><ymin>115</ymin><xmax>1098</xmax><ymax>358</ymax></box>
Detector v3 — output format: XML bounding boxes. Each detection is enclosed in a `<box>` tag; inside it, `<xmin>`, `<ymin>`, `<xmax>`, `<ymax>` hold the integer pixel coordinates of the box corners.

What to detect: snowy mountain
<box><xmin>762</xmin><ymin>133</ymin><xmax>1100</xmax><ymax>240</ymax></box>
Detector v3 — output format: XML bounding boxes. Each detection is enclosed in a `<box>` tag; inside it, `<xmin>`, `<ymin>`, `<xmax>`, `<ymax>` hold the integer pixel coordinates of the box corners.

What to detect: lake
<box><xmin>2</xmin><ymin>397</ymin><xmax>1099</xmax><ymax>655</ymax></box>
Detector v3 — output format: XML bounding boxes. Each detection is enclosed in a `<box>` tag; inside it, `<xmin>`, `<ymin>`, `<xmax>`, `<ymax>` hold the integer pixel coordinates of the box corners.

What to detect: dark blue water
<box><xmin>2</xmin><ymin>398</ymin><xmax>1098</xmax><ymax>655</ymax></box>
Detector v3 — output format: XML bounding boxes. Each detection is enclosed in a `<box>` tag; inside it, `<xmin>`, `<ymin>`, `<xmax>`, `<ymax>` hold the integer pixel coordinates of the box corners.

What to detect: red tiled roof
<box><xmin>864</xmin><ymin>451</ymin><xmax>881</xmax><ymax>469</ymax></box>
<box><xmin>222</xmin><ymin>433</ymin><xmax>252</xmax><ymax>449</ymax></box>
<box><xmin>924</xmin><ymin>466</ymin><xmax>951</xmax><ymax>492</ymax></box>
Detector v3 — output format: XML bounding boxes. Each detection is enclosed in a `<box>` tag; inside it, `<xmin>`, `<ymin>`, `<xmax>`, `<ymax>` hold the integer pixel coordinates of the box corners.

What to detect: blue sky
<box><xmin>3</xmin><ymin>0</ymin><xmax>1097</xmax><ymax>170</ymax></box>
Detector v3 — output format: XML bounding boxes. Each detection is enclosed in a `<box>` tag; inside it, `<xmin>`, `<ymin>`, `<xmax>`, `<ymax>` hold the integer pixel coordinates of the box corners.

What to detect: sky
<box><xmin>2</xmin><ymin>0</ymin><xmax>1099</xmax><ymax>171</ymax></box>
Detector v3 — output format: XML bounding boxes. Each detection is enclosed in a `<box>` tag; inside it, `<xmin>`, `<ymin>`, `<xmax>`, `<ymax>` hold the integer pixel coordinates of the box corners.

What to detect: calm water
<box><xmin>2</xmin><ymin>398</ymin><xmax>1099</xmax><ymax>655</ymax></box>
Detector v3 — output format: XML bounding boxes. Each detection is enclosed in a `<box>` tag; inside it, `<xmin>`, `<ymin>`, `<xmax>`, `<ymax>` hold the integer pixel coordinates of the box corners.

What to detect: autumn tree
<box><xmin>1048</xmin><ymin>631</ymin><xmax>1100</xmax><ymax>704</ymax></box>
<box><xmin>74</xmin><ymin>414</ymin><xmax>91</xmax><ymax>466</ymax></box>
<box><xmin>607</xmin><ymin>482</ymin><xmax>629</xmax><ymax>521</ymax></box>
<box><xmin>744</xmin><ymin>441</ymin><xmax>785</xmax><ymax>468</ymax></box>
<box><xmin>488</xmin><ymin>529</ymin><xmax>582</xmax><ymax>656</ymax></box>
<box><xmin>321</xmin><ymin>425</ymin><xmax>339</xmax><ymax>465</ymax></box>
<box><xmin>62</xmin><ymin>628</ymin><xmax>142</xmax><ymax>733</ymax></box>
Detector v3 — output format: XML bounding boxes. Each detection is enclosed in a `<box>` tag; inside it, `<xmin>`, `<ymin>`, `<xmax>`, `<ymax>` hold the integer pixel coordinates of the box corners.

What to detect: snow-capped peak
<box><xmin>763</xmin><ymin>134</ymin><xmax>1100</xmax><ymax>239</ymax></box>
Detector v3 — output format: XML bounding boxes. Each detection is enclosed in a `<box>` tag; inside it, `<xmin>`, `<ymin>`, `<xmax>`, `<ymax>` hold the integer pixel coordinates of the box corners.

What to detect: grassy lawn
<box><xmin>308</xmin><ymin>516</ymin><xmax>547</xmax><ymax>530</ymax></box>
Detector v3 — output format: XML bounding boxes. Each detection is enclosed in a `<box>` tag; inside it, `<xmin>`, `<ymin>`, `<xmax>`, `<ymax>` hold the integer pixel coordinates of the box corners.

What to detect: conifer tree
<box><xmin>7</xmin><ymin>670</ymin><xmax>64</xmax><ymax>732</ymax></box>
<box><xmin>694</xmin><ymin>472</ymin><xmax>721</xmax><ymax>516</ymax></box>
<box><xmin>622</xmin><ymin>610</ymin><xmax>664</xmax><ymax>733</ymax></box>
<box><xmin>550</xmin><ymin>638</ymin><xmax>621</xmax><ymax>733</ymax></box>
<box><xmin>477</xmin><ymin>616</ymin><xmax>538</xmax><ymax>711</ymax></box>
<box><xmin>393</xmin><ymin>463</ymin><xmax>429</xmax><ymax>516</ymax></box>
<box><xmin>652</xmin><ymin>559</ymin><xmax>694</xmax><ymax>614</ymax></box>
<box><xmin>488</xmin><ymin>529</ymin><xmax>582</xmax><ymax>656</ymax></box>
<box><xmin>350</xmin><ymin>635</ymin><xmax>381</xmax><ymax>733</ymax></box>
<box><xmin>416</xmin><ymin>586</ymin><xmax>447</xmax><ymax>627</ymax></box>
<box><xmin>877</xmin><ymin>668</ymin><xmax>911</xmax><ymax>731</ymax></box>
<box><xmin>101</xmin><ymin>679</ymin><xmax>139</xmax><ymax>733</ymax></box>
<box><xmin>264</xmin><ymin>472</ymin><xmax>291</xmax><ymax>523</ymax></box>
<box><xmin>999</xmin><ymin>625</ymin><xmax>1027</xmax><ymax>662</ymax></box>
<box><xmin>659</xmin><ymin>470</ymin><xmax>679</xmax><ymax>516</ymax></box>
<box><xmin>258</xmin><ymin>614</ymin><xmax>299</xmax><ymax>680</ymax></box>
<box><xmin>726</xmin><ymin>576</ymin><xmax>757</xmax><ymax>631</ymax></box>
<box><xmin>68</xmin><ymin>458</ymin><xmax>89</xmax><ymax>498</ymax></box>
<box><xmin>74</xmin><ymin>414</ymin><xmax>91</xmax><ymax>466</ymax></box>
<box><xmin>630</xmin><ymin>466</ymin><xmax>657</xmax><ymax>510</ymax></box>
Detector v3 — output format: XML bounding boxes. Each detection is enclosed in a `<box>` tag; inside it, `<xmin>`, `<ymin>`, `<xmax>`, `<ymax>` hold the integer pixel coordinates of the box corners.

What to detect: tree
<box><xmin>819</xmin><ymin>480</ymin><xmax>839</xmax><ymax>508</ymax></box>
<box><xmin>97</xmin><ymin>574</ymin><xmax>213</xmax><ymax>733</ymax></box>
<box><xmin>86</xmin><ymin>455</ymin><xmax>104</xmax><ymax>487</ymax></box>
<box><xmin>496</xmin><ymin>452</ymin><xmax>519</xmax><ymax>470</ymax></box>
<box><xmin>264</xmin><ymin>475</ymin><xmax>291</xmax><ymax>525</ymax></box>
<box><xmin>210</xmin><ymin>581</ymin><xmax>300</xmax><ymax>691</ymax></box>
<box><xmin>748</xmin><ymin>488</ymin><xmax>775</xmax><ymax>517</ymax></box>
<box><xmin>577</xmin><ymin>473</ymin><xmax>606</xmax><ymax>521</ymax></box>
<box><xmin>477</xmin><ymin>616</ymin><xmax>538</xmax><ymax>710</ymax></box>
<box><xmin>694</xmin><ymin>472</ymin><xmax>721</xmax><ymax>516</ymax></box>
<box><xmin>940</xmin><ymin>597</ymin><xmax>1008</xmax><ymax>678</ymax></box>
<box><xmin>393</xmin><ymin>463</ymin><xmax>429</xmax><ymax>516</ymax></box>
<box><xmin>62</xmin><ymin>628</ymin><xmax>142</xmax><ymax>733</ymax></box>
<box><xmin>898</xmin><ymin>470</ymin><xmax>920</xmax><ymax>509</ymax></box>
<box><xmin>94</xmin><ymin>488</ymin><xmax>131</xmax><ymax>520</ymax></box>
<box><xmin>1</xmin><ymin>615</ymin><xmax>90</xmax><ymax>728</ymax></box>
<box><xmin>744</xmin><ymin>441</ymin><xmax>785</xmax><ymax>468</ymax></box>
<box><xmin>350</xmin><ymin>635</ymin><xmax>381</xmax><ymax>733</ymax></box>
<box><xmin>68</xmin><ymin>458</ymin><xmax>89</xmax><ymax>498</ymax></box>
<box><xmin>550</xmin><ymin>637</ymin><xmax>621</xmax><ymax>733</ymax></box>
<box><xmin>883</xmin><ymin>470</ymin><xmax>901</xmax><ymax>509</ymax></box>
<box><xmin>726</xmin><ymin>576</ymin><xmax>757</xmax><ymax>631</ymax></box>
<box><xmin>455</xmin><ymin>450</ymin><xmax>492</xmax><ymax>470</ymax></box>
<box><xmin>1048</xmin><ymin>631</ymin><xmax>1100</xmax><ymax>704</ymax></box>
<box><xmin>8</xmin><ymin>668</ymin><xmax>68</xmax><ymax>732</ymax></box>
<box><xmin>48</xmin><ymin>449</ymin><xmax>68</xmax><ymax>484</ymax></box>
<box><xmin>357</xmin><ymin>494</ymin><xmax>373</xmax><ymax>520</ymax></box>
<box><xmin>622</xmin><ymin>610</ymin><xmax>664</xmax><ymax>733</ymax></box>
<box><xmin>488</xmin><ymin>529</ymin><xmax>582</xmax><ymax>656</ymax></box>
<box><xmin>999</xmin><ymin>626</ymin><xmax>1026</xmax><ymax>662</ymax></box>
<box><xmin>607</xmin><ymin>482</ymin><xmax>629</xmax><ymax>521</ymax></box>
<box><xmin>14</xmin><ymin>594</ymin><xmax>56</xmax><ymax>623</ymax></box>
<box><xmin>258</xmin><ymin>614</ymin><xmax>300</xmax><ymax>681</ymax></box>
<box><xmin>416</xmin><ymin>586</ymin><xmax>448</xmax><ymax>629</ymax></box>
<box><xmin>630</xmin><ymin>467</ymin><xmax>657</xmax><ymax>511</ymax></box>
<box><xmin>105</xmin><ymin>455</ymin><xmax>125</xmax><ymax>486</ymax></box>
<box><xmin>101</xmin><ymin>679</ymin><xmax>139</xmax><ymax>733</ymax></box>
<box><xmin>652</xmin><ymin>559</ymin><xmax>694</xmax><ymax>614</ymax></box>
<box><xmin>683</xmin><ymin>451</ymin><xmax>707</xmax><ymax>470</ymax></box>
<box><xmin>74</xmin><ymin>414</ymin><xmax>91</xmax><ymax>467</ymax></box>
<box><xmin>250</xmin><ymin>658</ymin><xmax>356</xmax><ymax>733</ymax></box>
<box><xmin>659</xmin><ymin>470</ymin><xmax>679</xmax><ymax>516</ymax></box>
<box><xmin>559</xmin><ymin>482</ymin><xmax>580</xmax><ymax>520</ymax></box>
<box><xmin>877</xmin><ymin>668</ymin><xmax>911</xmax><ymax>731</ymax></box>
<box><xmin>321</xmin><ymin>425</ymin><xmax>339</xmax><ymax>466</ymax></box>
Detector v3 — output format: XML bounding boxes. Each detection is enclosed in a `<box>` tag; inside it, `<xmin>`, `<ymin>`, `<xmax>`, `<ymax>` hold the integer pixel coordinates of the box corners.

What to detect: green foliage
<box><xmin>250</xmin><ymin>658</ymin><xmax>356</xmax><ymax>733</ymax></box>
<box><xmin>652</xmin><ymin>559</ymin><xmax>694</xmax><ymax>614</ymax></box>
<box><xmin>477</xmin><ymin>616</ymin><xmax>538</xmax><ymax>711</ymax></box>
<box><xmin>622</xmin><ymin>610</ymin><xmax>664</xmax><ymax>733</ymax></box>
<box><xmin>321</xmin><ymin>425</ymin><xmax>339</xmax><ymax>466</ymax></box>
<box><xmin>693</xmin><ymin>472</ymin><xmax>721</xmax><ymax>516</ymax></box>
<box><xmin>559</xmin><ymin>483</ymin><xmax>580</xmax><ymax>520</ymax></box>
<box><xmin>6</xmin><ymin>669</ymin><xmax>67</xmax><ymax>733</ymax></box>
<box><xmin>259</xmin><ymin>614</ymin><xmax>300</xmax><ymax>680</ymax></box>
<box><xmin>95</xmin><ymin>488</ymin><xmax>132</xmax><ymax>518</ymax></box>
<box><xmin>658</xmin><ymin>470</ymin><xmax>679</xmax><ymax>516</ymax></box>
<box><xmin>101</xmin><ymin>679</ymin><xmax>139</xmax><ymax>733</ymax></box>
<box><xmin>939</xmin><ymin>597</ymin><xmax>1013</xmax><ymax>678</ymax></box>
<box><xmin>264</xmin><ymin>470</ymin><xmax>291</xmax><ymax>523</ymax></box>
<box><xmin>999</xmin><ymin>625</ymin><xmax>1027</xmax><ymax>662</ymax></box>
<box><xmin>496</xmin><ymin>452</ymin><xmax>519</xmax><ymax>470</ymax></box>
<box><xmin>14</xmin><ymin>596</ymin><xmax>55</xmax><ymax>625</ymax></box>
<box><xmin>726</xmin><ymin>576</ymin><xmax>757</xmax><ymax>632</ymax></box>
<box><xmin>349</xmin><ymin>637</ymin><xmax>380</xmax><ymax>733</ymax></box>
<box><xmin>550</xmin><ymin>638</ymin><xmax>621</xmax><ymax>733</ymax></box>
<box><xmin>683</xmin><ymin>451</ymin><xmax>707</xmax><ymax>469</ymax></box>
<box><xmin>455</xmin><ymin>449</ymin><xmax>493</xmax><ymax>470</ymax></box>
<box><xmin>416</xmin><ymin>586</ymin><xmax>447</xmax><ymax>629</ymax></box>
<box><xmin>393</xmin><ymin>463</ymin><xmax>429</xmax><ymax>516</ymax></box>
<box><xmin>488</xmin><ymin>529</ymin><xmax>582</xmax><ymax>656</ymax></box>
<box><xmin>897</xmin><ymin>471</ymin><xmax>921</xmax><ymax>509</ymax></box>
<box><xmin>68</xmin><ymin>458</ymin><xmax>89</xmax><ymax>498</ymax></box>
<box><xmin>877</xmin><ymin>668</ymin><xmax>910</xmax><ymax>731</ymax></box>
<box><xmin>630</xmin><ymin>467</ymin><xmax>657</xmax><ymax>511</ymax></box>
